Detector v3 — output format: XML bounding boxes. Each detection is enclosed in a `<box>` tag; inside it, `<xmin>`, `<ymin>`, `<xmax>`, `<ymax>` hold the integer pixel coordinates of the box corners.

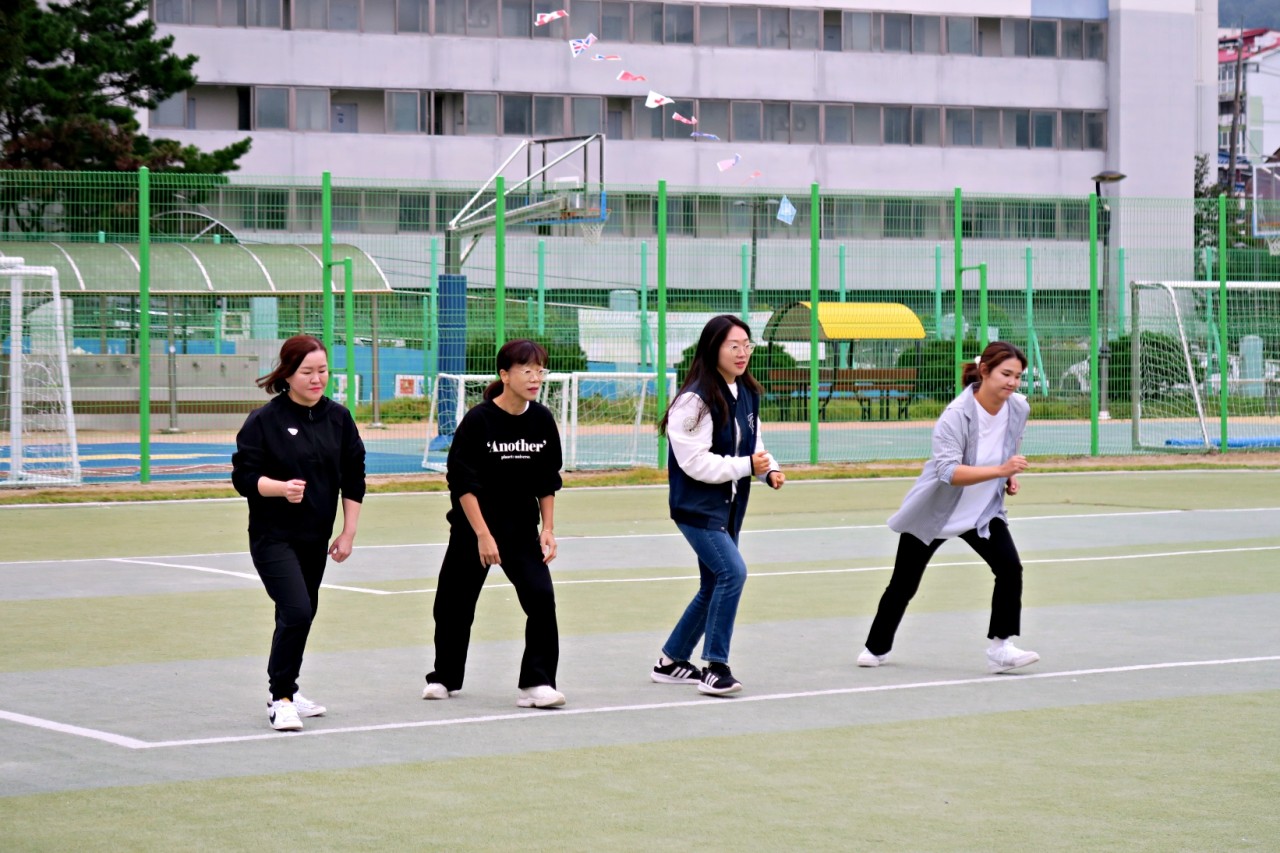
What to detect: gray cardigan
<box><xmin>887</xmin><ymin>385</ymin><xmax>1030</xmax><ymax>544</ymax></box>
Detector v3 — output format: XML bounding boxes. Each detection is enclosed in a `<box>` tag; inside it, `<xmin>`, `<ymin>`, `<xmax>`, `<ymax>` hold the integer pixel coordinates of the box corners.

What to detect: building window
<box><xmin>468</xmin><ymin>0</ymin><xmax>499</xmax><ymax>36</ymax></box>
<box><xmin>503</xmin><ymin>94</ymin><xmax>532</xmax><ymax>135</ymax></box>
<box><xmin>531</xmin><ymin>0</ymin><xmax>563</xmax><ymax>37</ymax></box>
<box><xmin>153</xmin><ymin>93</ymin><xmax>188</xmax><ymax>128</ymax></box>
<box><xmin>1002</xmin><ymin>19</ymin><xmax>1028</xmax><ymax>56</ymax></box>
<box><xmin>399</xmin><ymin>193</ymin><xmax>432</xmax><ymax>232</ymax></box>
<box><xmin>853</xmin><ymin>105</ymin><xmax>879</xmax><ymax>145</ymax></box>
<box><xmin>1084</xmin><ymin>22</ymin><xmax>1105</xmax><ymax>59</ymax></box>
<box><xmin>791</xmin><ymin>103</ymin><xmax>819</xmax><ymax>143</ymax></box>
<box><xmin>1060</xmin><ymin>19</ymin><xmax>1083</xmax><ymax>59</ymax></box>
<box><xmin>572</xmin><ymin>96</ymin><xmax>603</xmax><ymax>135</ymax></box>
<box><xmin>330</xmin><ymin>0</ymin><xmax>360</xmax><ymax>30</ymax></box>
<box><xmin>1060</xmin><ymin>110</ymin><xmax>1083</xmax><ymax>149</ymax></box>
<box><xmin>843</xmin><ymin>11</ymin><xmax>872</xmax><ymax>51</ymax></box>
<box><xmin>1031</xmin><ymin>110</ymin><xmax>1056</xmax><ymax>148</ymax></box>
<box><xmin>388</xmin><ymin>91</ymin><xmax>420</xmax><ymax>132</ymax></box>
<box><xmin>791</xmin><ymin>9</ymin><xmax>819</xmax><ymax>50</ymax></box>
<box><xmin>946</xmin><ymin>16</ymin><xmax>974</xmax><ymax>54</ymax></box>
<box><xmin>634</xmin><ymin>98</ymin><xmax>664</xmax><ymax>139</ymax></box>
<box><xmin>882</xmin><ymin>13</ymin><xmax>910</xmax><ymax>53</ymax></box>
<box><xmin>1002</xmin><ymin>109</ymin><xmax>1029</xmax><ymax>148</ymax></box>
<box><xmin>732</xmin><ymin>101</ymin><xmax>762</xmax><ymax>141</ymax></box>
<box><xmin>155</xmin><ymin>0</ymin><xmax>186</xmax><ymax>23</ymax></box>
<box><xmin>1084</xmin><ymin>111</ymin><xmax>1106</xmax><ymax>149</ymax></box>
<box><xmin>601</xmin><ymin>1</ymin><xmax>629</xmax><ymax>40</ymax></box>
<box><xmin>730</xmin><ymin>6</ymin><xmax>758</xmax><ymax>47</ymax></box>
<box><xmin>759</xmin><ymin>7</ymin><xmax>788</xmax><ymax>48</ymax></box>
<box><xmin>912</xmin><ymin>107</ymin><xmax>940</xmax><ymax>145</ymax></box>
<box><xmin>466</xmin><ymin>93</ymin><xmax>498</xmax><ymax>134</ymax></box>
<box><xmin>699</xmin><ymin>6</ymin><xmax>728</xmax><ymax>45</ymax></box>
<box><xmin>823</xmin><ymin>105</ymin><xmax>851</xmax><ymax>144</ymax></box>
<box><xmin>255</xmin><ymin>87</ymin><xmax>289</xmax><ymax>129</ymax></box>
<box><xmin>296</xmin><ymin>88</ymin><xmax>329</xmax><ymax>131</ymax></box>
<box><xmin>502</xmin><ymin>0</ymin><xmax>531</xmax><ymax>37</ymax></box>
<box><xmin>1030</xmin><ymin>19</ymin><xmax>1057</xmax><ymax>57</ymax></box>
<box><xmin>190</xmin><ymin>0</ymin><xmax>217</xmax><ymax>25</ymax></box>
<box><xmin>534</xmin><ymin>95</ymin><xmax>564</xmax><ymax>136</ymax></box>
<box><xmin>436</xmin><ymin>0</ymin><xmax>466</xmax><ymax>33</ymax></box>
<box><xmin>976</xmin><ymin>17</ymin><xmax>1001</xmax><ymax>55</ymax></box>
<box><xmin>946</xmin><ymin>107</ymin><xmax>973</xmax><ymax>146</ymax></box>
<box><xmin>665</xmin><ymin>3</ymin><xmax>693</xmax><ymax>43</ymax></box>
<box><xmin>697</xmin><ymin>100</ymin><xmax>730</xmax><ymax>141</ymax></box>
<box><xmin>293</xmin><ymin>0</ymin><xmax>326</xmax><ymax>28</ymax></box>
<box><xmin>570</xmin><ymin>0</ymin><xmax>600</xmax><ymax>37</ymax></box>
<box><xmin>974</xmin><ymin>109</ymin><xmax>1000</xmax><ymax>148</ymax></box>
<box><xmin>822</xmin><ymin>10</ymin><xmax>841</xmax><ymax>52</ymax></box>
<box><xmin>763</xmin><ymin>102</ymin><xmax>790</xmax><ymax>141</ymax></box>
<box><xmin>633</xmin><ymin>2</ymin><xmax>662</xmax><ymax>43</ymax></box>
<box><xmin>913</xmin><ymin>15</ymin><xmax>941</xmax><ymax>54</ymax></box>
<box><xmin>883</xmin><ymin>107</ymin><xmax>910</xmax><ymax>144</ymax></box>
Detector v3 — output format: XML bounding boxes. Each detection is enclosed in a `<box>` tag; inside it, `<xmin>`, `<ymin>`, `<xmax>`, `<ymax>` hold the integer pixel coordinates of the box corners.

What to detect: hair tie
<box><xmin>974</xmin><ymin>356</ymin><xmax>982</xmax><ymax>365</ymax></box>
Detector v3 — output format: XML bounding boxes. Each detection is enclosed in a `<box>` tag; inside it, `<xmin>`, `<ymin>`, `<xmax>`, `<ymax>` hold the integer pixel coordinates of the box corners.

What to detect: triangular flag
<box><xmin>645</xmin><ymin>90</ymin><xmax>673</xmax><ymax>108</ymax></box>
<box><xmin>590</xmin><ymin>54</ymin><xmax>622</xmax><ymax>61</ymax></box>
<box><xmin>617</xmin><ymin>70</ymin><xmax>647</xmax><ymax>82</ymax></box>
<box><xmin>534</xmin><ymin>8</ymin><xmax>568</xmax><ymax>25</ymax></box>
<box><xmin>672</xmin><ymin>112</ymin><xmax>697</xmax><ymax>126</ymax></box>
<box><xmin>776</xmin><ymin>195</ymin><xmax>797</xmax><ymax>225</ymax></box>
<box><xmin>716</xmin><ymin>154</ymin><xmax>741</xmax><ymax>172</ymax></box>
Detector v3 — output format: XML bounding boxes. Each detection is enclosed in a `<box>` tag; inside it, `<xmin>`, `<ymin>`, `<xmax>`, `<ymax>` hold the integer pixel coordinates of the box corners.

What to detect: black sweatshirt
<box><xmin>446</xmin><ymin>399</ymin><xmax>563</xmax><ymax>538</ymax></box>
<box><xmin>232</xmin><ymin>393</ymin><xmax>367</xmax><ymax>542</ymax></box>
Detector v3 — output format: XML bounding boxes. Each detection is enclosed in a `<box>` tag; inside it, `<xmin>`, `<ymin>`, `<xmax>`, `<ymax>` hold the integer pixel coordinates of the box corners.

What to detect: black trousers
<box><xmin>427</xmin><ymin>527</ymin><xmax>559</xmax><ymax>692</ymax></box>
<box><xmin>865</xmin><ymin>517</ymin><xmax>1024</xmax><ymax>656</ymax></box>
<box><xmin>249</xmin><ymin>534</ymin><xmax>328</xmax><ymax>700</ymax></box>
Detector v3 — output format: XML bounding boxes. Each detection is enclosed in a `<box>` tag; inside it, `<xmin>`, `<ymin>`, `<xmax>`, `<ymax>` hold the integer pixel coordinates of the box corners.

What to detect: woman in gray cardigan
<box><xmin>858</xmin><ymin>341</ymin><xmax>1039</xmax><ymax>674</ymax></box>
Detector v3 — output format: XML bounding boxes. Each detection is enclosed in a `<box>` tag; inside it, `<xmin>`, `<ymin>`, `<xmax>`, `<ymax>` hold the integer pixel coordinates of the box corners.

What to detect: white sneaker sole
<box><xmin>422</xmin><ymin>684</ymin><xmax>459</xmax><ymax>700</ymax></box>
<box><xmin>650</xmin><ymin>672</ymin><xmax>701</xmax><ymax>684</ymax></box>
<box><xmin>987</xmin><ymin>652</ymin><xmax>1040</xmax><ymax>674</ymax></box>
<box><xmin>857</xmin><ymin>654</ymin><xmax>885</xmax><ymax>668</ymax></box>
<box><xmin>697</xmin><ymin>681</ymin><xmax>743</xmax><ymax>696</ymax></box>
<box><xmin>516</xmin><ymin>690</ymin><xmax>566</xmax><ymax>709</ymax></box>
<box><xmin>295</xmin><ymin>704</ymin><xmax>326</xmax><ymax>718</ymax></box>
<box><xmin>268</xmin><ymin>713</ymin><xmax>303</xmax><ymax>732</ymax></box>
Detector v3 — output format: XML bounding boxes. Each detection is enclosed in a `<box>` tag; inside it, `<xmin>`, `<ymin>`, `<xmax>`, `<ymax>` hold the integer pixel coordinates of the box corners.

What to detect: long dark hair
<box><xmin>658</xmin><ymin>314</ymin><xmax>761</xmax><ymax>436</ymax></box>
<box><xmin>483</xmin><ymin>339</ymin><xmax>550</xmax><ymax>400</ymax></box>
<box><xmin>256</xmin><ymin>335</ymin><xmax>327</xmax><ymax>394</ymax></box>
<box><xmin>962</xmin><ymin>341</ymin><xmax>1027</xmax><ymax>389</ymax></box>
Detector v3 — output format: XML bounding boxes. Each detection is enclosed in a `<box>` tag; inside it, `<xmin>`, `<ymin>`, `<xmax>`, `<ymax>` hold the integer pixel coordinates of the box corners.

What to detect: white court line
<box><xmin>364</xmin><ymin>542</ymin><xmax>1280</xmax><ymax>596</ymax></box>
<box><xmin>107</xmin><ymin>559</ymin><xmax>394</xmax><ymax>595</ymax></box>
<box><xmin>8</xmin><ymin>505</ymin><xmax>1280</xmax><ymax>566</ymax></box>
<box><xmin>2</xmin><ymin>655</ymin><xmax>1274</xmax><ymax>750</ymax></box>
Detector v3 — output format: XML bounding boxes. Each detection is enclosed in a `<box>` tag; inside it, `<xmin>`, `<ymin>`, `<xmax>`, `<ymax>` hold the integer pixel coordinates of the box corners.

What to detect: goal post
<box><xmin>421</xmin><ymin>370</ymin><xmax>674</xmax><ymax>471</ymax></box>
<box><xmin>1</xmin><ymin>257</ymin><xmax>81</xmax><ymax>486</ymax></box>
<box><xmin>1131</xmin><ymin>280</ymin><xmax>1280</xmax><ymax>451</ymax></box>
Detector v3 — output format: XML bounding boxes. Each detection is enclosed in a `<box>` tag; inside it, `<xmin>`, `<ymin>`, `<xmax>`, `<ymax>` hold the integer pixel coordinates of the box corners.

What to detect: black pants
<box><xmin>427</xmin><ymin>527</ymin><xmax>559</xmax><ymax>692</ymax></box>
<box><xmin>250</xmin><ymin>534</ymin><xmax>328</xmax><ymax>700</ymax></box>
<box><xmin>865</xmin><ymin>517</ymin><xmax>1023</xmax><ymax>656</ymax></box>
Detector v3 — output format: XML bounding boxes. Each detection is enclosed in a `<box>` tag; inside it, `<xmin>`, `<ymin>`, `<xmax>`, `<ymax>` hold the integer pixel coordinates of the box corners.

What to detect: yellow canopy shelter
<box><xmin>763</xmin><ymin>302</ymin><xmax>926</xmax><ymax>342</ymax></box>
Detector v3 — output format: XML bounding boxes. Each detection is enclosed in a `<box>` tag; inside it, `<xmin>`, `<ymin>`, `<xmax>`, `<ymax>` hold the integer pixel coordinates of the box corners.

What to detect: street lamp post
<box><xmin>1092</xmin><ymin>170</ymin><xmax>1126</xmax><ymax>419</ymax></box>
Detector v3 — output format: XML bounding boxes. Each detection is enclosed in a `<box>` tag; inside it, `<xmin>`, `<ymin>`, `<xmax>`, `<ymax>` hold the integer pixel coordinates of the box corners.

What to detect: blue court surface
<box><xmin>70</xmin><ymin>442</ymin><xmax>428</xmax><ymax>483</ymax></box>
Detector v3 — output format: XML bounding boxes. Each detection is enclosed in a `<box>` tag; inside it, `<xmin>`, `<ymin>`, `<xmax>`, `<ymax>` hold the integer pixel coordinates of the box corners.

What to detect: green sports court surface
<box><xmin>1</xmin><ymin>471</ymin><xmax>1278</xmax><ymax>850</ymax></box>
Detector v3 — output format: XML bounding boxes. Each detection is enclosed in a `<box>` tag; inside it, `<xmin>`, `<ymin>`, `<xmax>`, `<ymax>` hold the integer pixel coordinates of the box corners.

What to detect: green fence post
<box><xmin>1024</xmin><ymin>247</ymin><xmax>1046</xmax><ymax>396</ymax></box>
<box><xmin>1219</xmin><ymin>193</ymin><xmax>1229</xmax><ymax>453</ymax></box>
<box><xmin>343</xmin><ymin>257</ymin><xmax>356</xmax><ymax>415</ymax></box>
<box><xmin>97</xmin><ymin>231</ymin><xmax>105</xmax><ymax>243</ymax></box>
<box><xmin>138</xmin><ymin>167</ymin><xmax>152</xmax><ymax>483</ymax></box>
<box><xmin>537</xmin><ymin>238</ymin><xmax>546</xmax><ymax>335</ymax></box>
<box><xmin>495</xmin><ymin>176</ymin><xmax>506</xmax><ymax>345</ymax></box>
<box><xmin>321</xmin><ymin>171</ymin><xmax>334</xmax><ymax>394</ymax></box>
<box><xmin>214</xmin><ymin>300</ymin><xmax>223</xmax><ymax>356</ymax></box>
<box><xmin>934</xmin><ymin>244</ymin><xmax>943</xmax><ymax>337</ymax></box>
<box><xmin>656</xmin><ymin>183</ymin><xmax>668</xmax><ymax>469</ymax></box>
<box><xmin>1089</xmin><ymin>192</ymin><xmax>1100</xmax><ymax>456</ymax></box>
<box><xmin>740</xmin><ymin>242</ymin><xmax>750</xmax><ymax>321</ymax></box>
<box><xmin>953</xmin><ymin>188</ymin><xmax>963</xmax><ymax>395</ymax></box>
<box><xmin>640</xmin><ymin>241</ymin><xmax>650</xmax><ymax>370</ymax></box>
<box><xmin>808</xmin><ymin>182</ymin><xmax>820</xmax><ymax>465</ymax></box>
<box><xmin>838</xmin><ymin>243</ymin><xmax>849</xmax><ymax>368</ymax></box>
<box><xmin>1116</xmin><ymin>247</ymin><xmax>1126</xmax><ymax>338</ymax></box>
<box><xmin>979</xmin><ymin>263</ymin><xmax>989</xmax><ymax>349</ymax></box>
<box><xmin>428</xmin><ymin>236</ymin><xmax>439</xmax><ymax>383</ymax></box>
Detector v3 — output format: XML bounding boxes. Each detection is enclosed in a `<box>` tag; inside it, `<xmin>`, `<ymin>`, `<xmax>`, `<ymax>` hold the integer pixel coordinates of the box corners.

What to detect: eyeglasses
<box><xmin>723</xmin><ymin>341</ymin><xmax>757</xmax><ymax>356</ymax></box>
<box><xmin>510</xmin><ymin>367</ymin><xmax>550</xmax><ymax>379</ymax></box>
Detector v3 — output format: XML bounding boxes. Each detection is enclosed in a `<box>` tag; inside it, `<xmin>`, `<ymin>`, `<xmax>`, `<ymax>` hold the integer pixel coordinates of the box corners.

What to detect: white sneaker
<box><xmin>987</xmin><ymin>641</ymin><xmax>1040</xmax><ymax>674</ymax></box>
<box><xmin>516</xmin><ymin>685</ymin><xmax>566</xmax><ymax>708</ymax></box>
<box><xmin>857</xmin><ymin>647</ymin><xmax>888</xmax><ymax>668</ymax></box>
<box><xmin>292</xmin><ymin>692</ymin><xmax>326</xmax><ymax>717</ymax></box>
<box><xmin>422</xmin><ymin>682</ymin><xmax>460</xmax><ymax>700</ymax></box>
<box><xmin>268</xmin><ymin>699</ymin><xmax>303</xmax><ymax>731</ymax></box>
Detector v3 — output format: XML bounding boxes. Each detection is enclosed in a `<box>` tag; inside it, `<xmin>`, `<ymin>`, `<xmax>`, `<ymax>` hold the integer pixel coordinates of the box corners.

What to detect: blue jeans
<box><xmin>661</xmin><ymin>521</ymin><xmax>748</xmax><ymax>665</ymax></box>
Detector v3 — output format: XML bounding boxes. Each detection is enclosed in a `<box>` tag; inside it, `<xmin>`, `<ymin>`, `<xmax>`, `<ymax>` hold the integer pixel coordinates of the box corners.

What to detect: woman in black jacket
<box><xmin>232</xmin><ymin>335</ymin><xmax>366</xmax><ymax>732</ymax></box>
<box><xmin>422</xmin><ymin>339</ymin><xmax>565</xmax><ymax>709</ymax></box>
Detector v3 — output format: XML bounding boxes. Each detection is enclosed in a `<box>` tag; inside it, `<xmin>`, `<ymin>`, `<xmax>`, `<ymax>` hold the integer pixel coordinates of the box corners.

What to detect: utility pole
<box><xmin>1226</xmin><ymin>25</ymin><xmax>1246</xmax><ymax>196</ymax></box>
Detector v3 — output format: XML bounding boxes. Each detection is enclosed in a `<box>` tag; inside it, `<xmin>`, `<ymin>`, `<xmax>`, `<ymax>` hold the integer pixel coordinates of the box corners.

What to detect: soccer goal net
<box><xmin>422</xmin><ymin>371</ymin><xmax>675</xmax><ymax>471</ymax></box>
<box><xmin>1</xmin><ymin>258</ymin><xmax>81</xmax><ymax>486</ymax></box>
<box><xmin>1131</xmin><ymin>280</ymin><xmax>1280</xmax><ymax>451</ymax></box>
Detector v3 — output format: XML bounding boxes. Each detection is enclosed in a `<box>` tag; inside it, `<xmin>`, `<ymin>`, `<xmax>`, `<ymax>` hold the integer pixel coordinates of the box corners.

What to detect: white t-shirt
<box><xmin>938</xmin><ymin>402</ymin><xmax>1009</xmax><ymax>538</ymax></box>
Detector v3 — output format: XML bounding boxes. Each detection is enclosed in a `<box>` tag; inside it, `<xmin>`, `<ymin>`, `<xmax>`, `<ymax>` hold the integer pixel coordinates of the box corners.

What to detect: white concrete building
<box><xmin>1217</xmin><ymin>27</ymin><xmax>1280</xmax><ymax>175</ymax></box>
<box><xmin>148</xmin><ymin>0</ymin><xmax>1217</xmax><ymax>199</ymax></box>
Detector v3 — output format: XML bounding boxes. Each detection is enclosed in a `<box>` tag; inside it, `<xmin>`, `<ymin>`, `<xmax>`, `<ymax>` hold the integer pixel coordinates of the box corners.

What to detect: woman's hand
<box><xmin>999</xmin><ymin>456</ymin><xmax>1029</xmax><ymax>479</ymax></box>
<box><xmin>1005</xmin><ymin>475</ymin><xmax>1020</xmax><ymax>496</ymax></box>
<box><xmin>282</xmin><ymin>478</ymin><xmax>307</xmax><ymax>503</ymax></box>
<box><xmin>540</xmin><ymin>529</ymin><xmax>557</xmax><ymax>564</ymax></box>
<box><xmin>751</xmin><ymin>451</ymin><xmax>772</xmax><ymax>475</ymax></box>
<box><xmin>328</xmin><ymin>532</ymin><xmax>355</xmax><ymax>562</ymax></box>
<box><xmin>767</xmin><ymin>470</ymin><xmax>785</xmax><ymax>490</ymax></box>
<box><xmin>477</xmin><ymin>532</ymin><xmax>502</xmax><ymax>568</ymax></box>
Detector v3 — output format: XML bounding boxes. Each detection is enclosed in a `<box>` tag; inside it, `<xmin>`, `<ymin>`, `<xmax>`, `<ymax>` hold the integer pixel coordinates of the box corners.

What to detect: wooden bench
<box><xmin>765</xmin><ymin>368</ymin><xmax>917</xmax><ymax>421</ymax></box>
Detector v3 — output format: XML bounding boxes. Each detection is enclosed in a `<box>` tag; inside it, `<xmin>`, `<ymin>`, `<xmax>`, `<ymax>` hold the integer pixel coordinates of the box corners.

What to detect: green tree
<box><xmin>0</xmin><ymin>0</ymin><xmax>250</xmax><ymax>234</ymax></box>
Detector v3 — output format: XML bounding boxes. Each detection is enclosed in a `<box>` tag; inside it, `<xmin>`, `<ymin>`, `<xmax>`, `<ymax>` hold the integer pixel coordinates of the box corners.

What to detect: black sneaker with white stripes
<box><xmin>651</xmin><ymin>658</ymin><xmax>701</xmax><ymax>684</ymax></box>
<box><xmin>697</xmin><ymin>663</ymin><xmax>742</xmax><ymax>696</ymax></box>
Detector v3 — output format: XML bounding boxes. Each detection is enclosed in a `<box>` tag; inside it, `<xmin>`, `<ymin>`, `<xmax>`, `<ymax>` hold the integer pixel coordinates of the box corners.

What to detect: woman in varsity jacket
<box><xmin>650</xmin><ymin>315</ymin><xmax>784</xmax><ymax>696</ymax></box>
<box><xmin>422</xmin><ymin>339</ymin><xmax>566</xmax><ymax>709</ymax></box>
<box><xmin>857</xmin><ymin>340</ymin><xmax>1039</xmax><ymax>675</ymax></box>
<box><xmin>232</xmin><ymin>335</ymin><xmax>366</xmax><ymax>732</ymax></box>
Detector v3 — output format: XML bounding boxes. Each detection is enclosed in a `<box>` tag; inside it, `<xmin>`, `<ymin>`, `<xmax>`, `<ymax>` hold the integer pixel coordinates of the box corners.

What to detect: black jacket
<box><xmin>446</xmin><ymin>398</ymin><xmax>563</xmax><ymax>539</ymax></box>
<box><xmin>232</xmin><ymin>393</ymin><xmax>366</xmax><ymax>542</ymax></box>
<box><xmin>667</xmin><ymin>376</ymin><xmax>758</xmax><ymax>531</ymax></box>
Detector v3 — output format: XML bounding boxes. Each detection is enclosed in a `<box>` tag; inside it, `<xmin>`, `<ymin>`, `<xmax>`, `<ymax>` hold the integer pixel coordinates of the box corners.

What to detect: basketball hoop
<box><xmin>577</xmin><ymin>209</ymin><xmax>608</xmax><ymax>244</ymax></box>
<box><xmin>1262</xmin><ymin>224</ymin><xmax>1280</xmax><ymax>256</ymax></box>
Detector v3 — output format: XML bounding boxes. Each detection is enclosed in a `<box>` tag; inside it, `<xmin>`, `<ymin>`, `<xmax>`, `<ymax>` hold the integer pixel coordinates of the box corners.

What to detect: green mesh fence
<box><xmin>4</xmin><ymin>168</ymin><xmax>1280</xmax><ymax>483</ymax></box>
